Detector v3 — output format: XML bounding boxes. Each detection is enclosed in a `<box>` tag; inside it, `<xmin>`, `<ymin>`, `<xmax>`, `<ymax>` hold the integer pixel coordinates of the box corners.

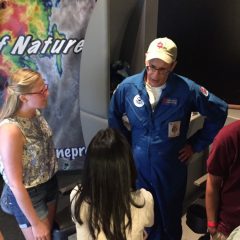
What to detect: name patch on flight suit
<box><xmin>162</xmin><ymin>97</ymin><xmax>178</xmax><ymax>105</ymax></box>
<box><xmin>168</xmin><ymin>121</ymin><xmax>181</xmax><ymax>138</ymax></box>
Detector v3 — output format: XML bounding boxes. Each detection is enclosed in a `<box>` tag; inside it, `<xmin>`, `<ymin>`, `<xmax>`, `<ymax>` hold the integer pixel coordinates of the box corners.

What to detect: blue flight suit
<box><xmin>108</xmin><ymin>70</ymin><xmax>228</xmax><ymax>240</ymax></box>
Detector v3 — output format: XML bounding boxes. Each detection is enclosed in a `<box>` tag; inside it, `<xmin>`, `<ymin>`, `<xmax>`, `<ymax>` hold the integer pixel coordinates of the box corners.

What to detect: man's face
<box><xmin>145</xmin><ymin>58</ymin><xmax>176</xmax><ymax>87</ymax></box>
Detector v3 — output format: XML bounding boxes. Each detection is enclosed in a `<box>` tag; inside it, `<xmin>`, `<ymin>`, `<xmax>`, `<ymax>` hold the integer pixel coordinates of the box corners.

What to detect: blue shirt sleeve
<box><xmin>108</xmin><ymin>84</ymin><xmax>131</xmax><ymax>141</ymax></box>
<box><xmin>187</xmin><ymin>82</ymin><xmax>228</xmax><ymax>152</ymax></box>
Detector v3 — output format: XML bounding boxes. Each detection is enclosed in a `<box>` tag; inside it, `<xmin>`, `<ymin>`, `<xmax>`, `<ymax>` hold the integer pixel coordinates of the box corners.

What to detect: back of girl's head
<box><xmin>83</xmin><ymin>128</ymin><xmax>137</xmax><ymax>197</ymax></box>
<box><xmin>0</xmin><ymin>68</ymin><xmax>42</xmax><ymax>119</ymax></box>
<box><xmin>74</xmin><ymin>128</ymin><xmax>139</xmax><ymax>240</ymax></box>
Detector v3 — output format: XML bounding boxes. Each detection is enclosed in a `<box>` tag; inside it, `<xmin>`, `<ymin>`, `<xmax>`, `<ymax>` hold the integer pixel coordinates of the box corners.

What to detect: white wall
<box><xmin>79</xmin><ymin>0</ymin><xmax>158</xmax><ymax>146</ymax></box>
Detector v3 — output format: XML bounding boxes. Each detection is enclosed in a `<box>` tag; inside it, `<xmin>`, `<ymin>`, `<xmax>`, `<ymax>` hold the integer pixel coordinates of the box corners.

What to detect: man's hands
<box><xmin>179</xmin><ymin>144</ymin><xmax>194</xmax><ymax>163</ymax></box>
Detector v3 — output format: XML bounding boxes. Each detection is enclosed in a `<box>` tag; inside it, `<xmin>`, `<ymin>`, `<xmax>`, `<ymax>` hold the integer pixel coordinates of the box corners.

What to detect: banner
<box><xmin>0</xmin><ymin>0</ymin><xmax>96</xmax><ymax>170</ymax></box>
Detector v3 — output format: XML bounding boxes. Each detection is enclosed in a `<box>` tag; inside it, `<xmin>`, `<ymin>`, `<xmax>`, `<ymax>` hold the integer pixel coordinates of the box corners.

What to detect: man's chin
<box><xmin>150</xmin><ymin>81</ymin><xmax>162</xmax><ymax>87</ymax></box>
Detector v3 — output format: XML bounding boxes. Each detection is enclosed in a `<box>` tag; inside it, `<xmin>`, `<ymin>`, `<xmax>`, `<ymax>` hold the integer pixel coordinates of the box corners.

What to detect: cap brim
<box><xmin>146</xmin><ymin>52</ymin><xmax>174</xmax><ymax>64</ymax></box>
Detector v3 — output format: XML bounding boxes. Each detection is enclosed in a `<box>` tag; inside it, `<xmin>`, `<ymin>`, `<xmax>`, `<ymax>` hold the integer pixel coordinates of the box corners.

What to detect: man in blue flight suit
<box><xmin>108</xmin><ymin>37</ymin><xmax>228</xmax><ymax>240</ymax></box>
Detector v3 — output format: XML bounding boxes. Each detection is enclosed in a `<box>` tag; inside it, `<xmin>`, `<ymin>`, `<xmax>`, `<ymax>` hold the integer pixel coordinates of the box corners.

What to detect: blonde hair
<box><xmin>0</xmin><ymin>68</ymin><xmax>42</xmax><ymax>120</ymax></box>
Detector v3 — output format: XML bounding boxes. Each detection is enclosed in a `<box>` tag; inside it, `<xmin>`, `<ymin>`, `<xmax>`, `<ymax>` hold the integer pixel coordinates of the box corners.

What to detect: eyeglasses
<box><xmin>146</xmin><ymin>65</ymin><xmax>170</xmax><ymax>75</ymax></box>
<box><xmin>24</xmin><ymin>84</ymin><xmax>48</xmax><ymax>95</ymax></box>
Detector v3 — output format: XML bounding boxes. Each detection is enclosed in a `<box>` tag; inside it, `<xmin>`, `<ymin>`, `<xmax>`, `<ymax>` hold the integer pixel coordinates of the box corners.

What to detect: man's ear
<box><xmin>145</xmin><ymin>59</ymin><xmax>148</xmax><ymax>67</ymax></box>
<box><xmin>171</xmin><ymin>61</ymin><xmax>177</xmax><ymax>71</ymax></box>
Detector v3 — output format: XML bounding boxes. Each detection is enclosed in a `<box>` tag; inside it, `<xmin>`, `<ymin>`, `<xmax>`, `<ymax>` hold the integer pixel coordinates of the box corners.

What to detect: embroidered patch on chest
<box><xmin>133</xmin><ymin>94</ymin><xmax>144</xmax><ymax>107</ymax></box>
<box><xmin>161</xmin><ymin>97</ymin><xmax>178</xmax><ymax>105</ymax></box>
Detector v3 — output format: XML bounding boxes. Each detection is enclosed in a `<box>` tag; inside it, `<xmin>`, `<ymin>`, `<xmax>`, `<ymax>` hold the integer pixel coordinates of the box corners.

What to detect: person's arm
<box><xmin>179</xmin><ymin>144</ymin><xmax>194</xmax><ymax>163</ymax></box>
<box><xmin>188</xmin><ymin>83</ymin><xmax>228</xmax><ymax>153</ymax></box>
<box><xmin>205</xmin><ymin>173</ymin><xmax>223</xmax><ymax>236</ymax></box>
<box><xmin>108</xmin><ymin>85</ymin><xmax>131</xmax><ymax>141</ymax></box>
<box><xmin>0</xmin><ymin>231</ymin><xmax>4</xmax><ymax>240</ymax></box>
<box><xmin>0</xmin><ymin>124</ymin><xmax>51</xmax><ymax>239</ymax></box>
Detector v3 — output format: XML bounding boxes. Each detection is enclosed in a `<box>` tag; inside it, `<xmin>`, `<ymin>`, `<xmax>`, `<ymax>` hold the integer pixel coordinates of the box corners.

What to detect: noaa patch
<box><xmin>133</xmin><ymin>94</ymin><xmax>144</xmax><ymax>107</ymax></box>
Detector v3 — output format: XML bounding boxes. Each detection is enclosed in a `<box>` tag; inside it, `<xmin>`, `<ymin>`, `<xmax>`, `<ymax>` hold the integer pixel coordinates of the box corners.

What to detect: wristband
<box><xmin>207</xmin><ymin>221</ymin><xmax>217</xmax><ymax>228</ymax></box>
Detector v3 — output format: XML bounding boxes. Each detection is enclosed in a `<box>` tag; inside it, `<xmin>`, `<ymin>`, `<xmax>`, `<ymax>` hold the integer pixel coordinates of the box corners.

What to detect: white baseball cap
<box><xmin>146</xmin><ymin>37</ymin><xmax>177</xmax><ymax>64</ymax></box>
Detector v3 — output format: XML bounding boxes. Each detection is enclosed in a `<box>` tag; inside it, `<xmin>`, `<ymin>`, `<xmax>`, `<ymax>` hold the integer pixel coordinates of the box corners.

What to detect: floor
<box><xmin>182</xmin><ymin>214</ymin><xmax>208</xmax><ymax>240</ymax></box>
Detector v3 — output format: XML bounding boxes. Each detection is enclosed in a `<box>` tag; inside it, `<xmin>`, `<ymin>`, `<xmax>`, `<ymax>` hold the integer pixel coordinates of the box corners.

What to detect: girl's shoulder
<box><xmin>227</xmin><ymin>226</ymin><xmax>240</xmax><ymax>240</ymax></box>
<box><xmin>132</xmin><ymin>188</ymin><xmax>153</xmax><ymax>205</ymax></box>
<box><xmin>0</xmin><ymin>118</ymin><xmax>19</xmax><ymax>127</ymax></box>
<box><xmin>131</xmin><ymin>188</ymin><xmax>154</xmax><ymax>226</ymax></box>
<box><xmin>139</xmin><ymin>188</ymin><xmax>153</xmax><ymax>198</ymax></box>
<box><xmin>0</xmin><ymin>119</ymin><xmax>23</xmax><ymax>139</ymax></box>
<box><xmin>70</xmin><ymin>185</ymin><xmax>81</xmax><ymax>201</ymax></box>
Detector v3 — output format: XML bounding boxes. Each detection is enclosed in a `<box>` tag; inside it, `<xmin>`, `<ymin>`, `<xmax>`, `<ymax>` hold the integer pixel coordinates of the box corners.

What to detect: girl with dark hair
<box><xmin>70</xmin><ymin>128</ymin><xmax>154</xmax><ymax>240</ymax></box>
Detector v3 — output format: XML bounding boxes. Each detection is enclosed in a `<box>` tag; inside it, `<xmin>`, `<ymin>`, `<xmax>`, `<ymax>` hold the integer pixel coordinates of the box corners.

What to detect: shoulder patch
<box><xmin>200</xmin><ymin>86</ymin><xmax>209</xmax><ymax>97</ymax></box>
